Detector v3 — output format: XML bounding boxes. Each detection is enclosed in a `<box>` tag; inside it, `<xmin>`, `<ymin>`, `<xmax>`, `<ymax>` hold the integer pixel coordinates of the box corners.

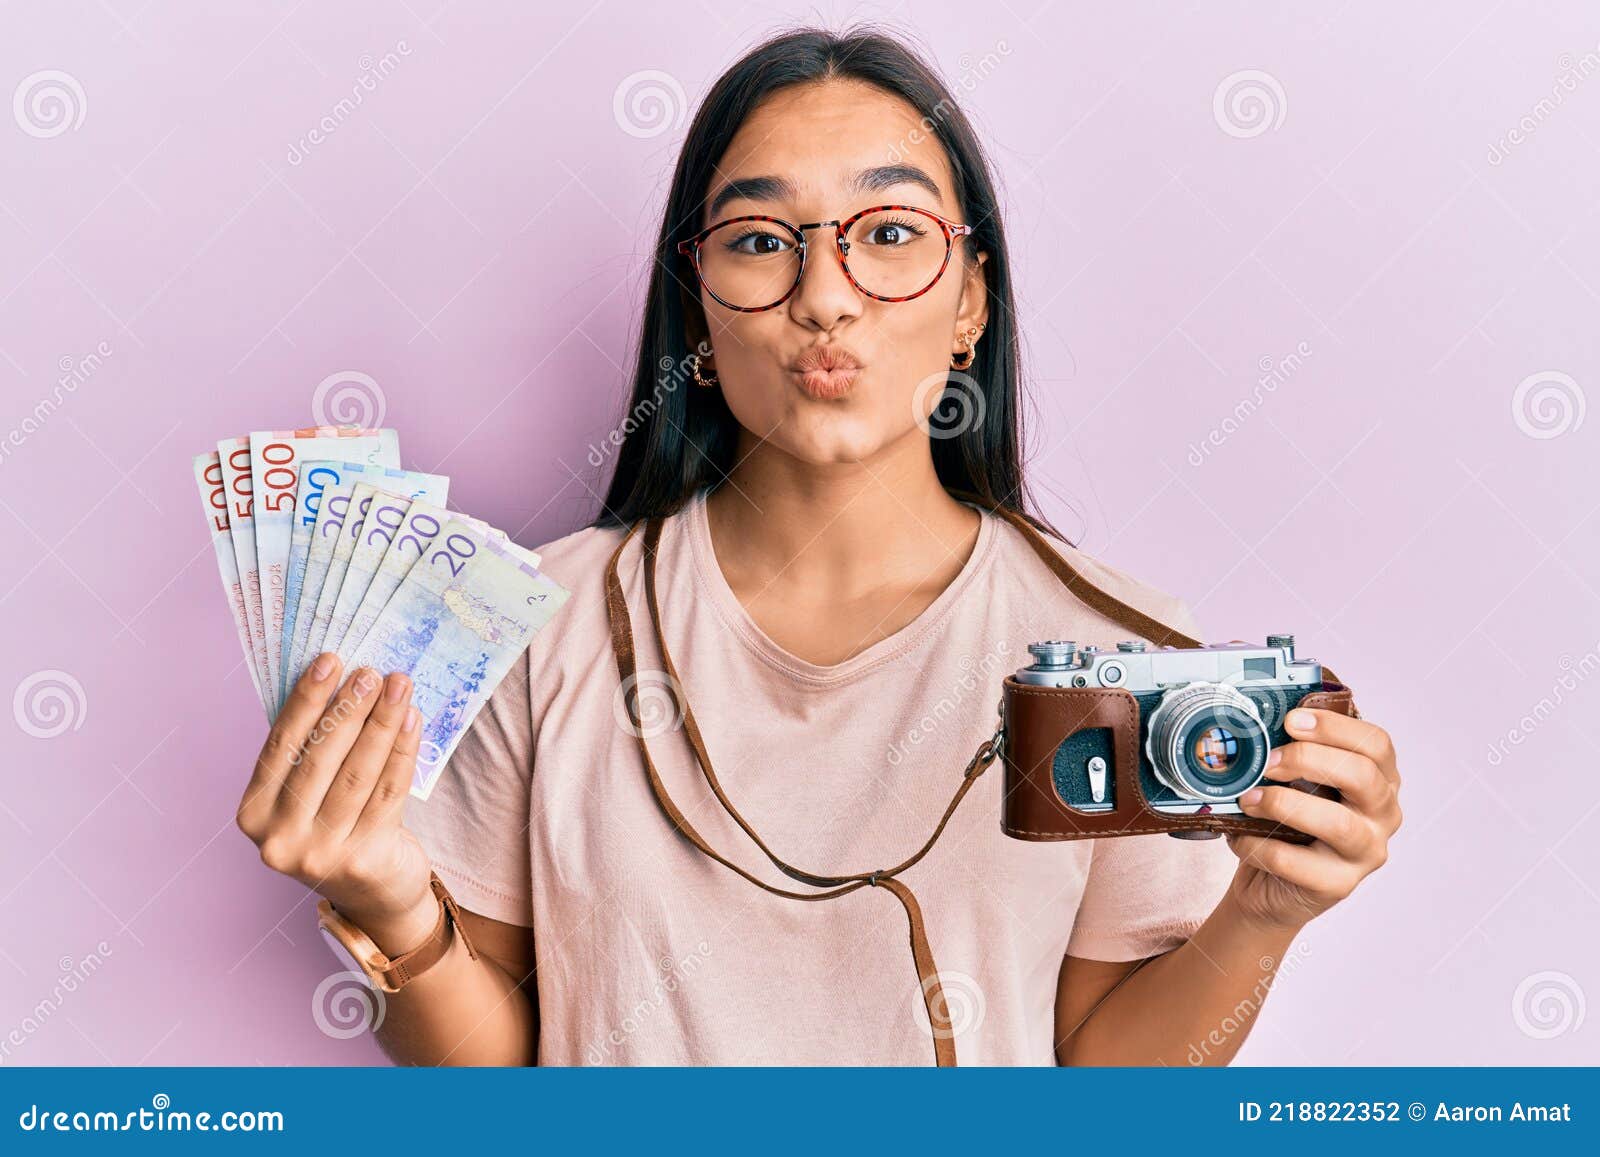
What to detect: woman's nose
<box><xmin>789</xmin><ymin>233</ymin><xmax>862</xmax><ymax>328</ymax></box>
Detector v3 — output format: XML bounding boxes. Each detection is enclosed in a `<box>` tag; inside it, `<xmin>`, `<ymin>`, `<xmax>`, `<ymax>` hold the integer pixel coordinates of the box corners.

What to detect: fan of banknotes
<box><xmin>192</xmin><ymin>427</ymin><xmax>570</xmax><ymax>800</ymax></box>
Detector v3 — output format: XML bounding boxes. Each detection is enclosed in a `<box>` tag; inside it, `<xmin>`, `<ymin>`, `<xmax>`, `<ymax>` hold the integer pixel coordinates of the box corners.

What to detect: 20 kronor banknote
<box><xmin>193</xmin><ymin>428</ymin><xmax>570</xmax><ymax>799</ymax></box>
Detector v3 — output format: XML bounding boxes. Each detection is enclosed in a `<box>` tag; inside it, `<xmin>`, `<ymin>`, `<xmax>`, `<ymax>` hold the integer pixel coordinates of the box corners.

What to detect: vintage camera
<box><xmin>1000</xmin><ymin>634</ymin><xmax>1358</xmax><ymax>844</ymax></box>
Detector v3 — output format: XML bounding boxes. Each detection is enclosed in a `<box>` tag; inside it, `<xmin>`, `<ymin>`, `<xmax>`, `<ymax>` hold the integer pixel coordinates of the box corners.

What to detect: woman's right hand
<box><xmin>235</xmin><ymin>653</ymin><xmax>438</xmax><ymax>953</ymax></box>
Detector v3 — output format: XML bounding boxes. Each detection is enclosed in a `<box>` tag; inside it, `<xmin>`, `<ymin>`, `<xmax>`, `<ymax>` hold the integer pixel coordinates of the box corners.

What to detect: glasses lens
<box><xmin>696</xmin><ymin>219</ymin><xmax>801</xmax><ymax>310</ymax></box>
<box><xmin>844</xmin><ymin>208</ymin><xmax>950</xmax><ymax>300</ymax></box>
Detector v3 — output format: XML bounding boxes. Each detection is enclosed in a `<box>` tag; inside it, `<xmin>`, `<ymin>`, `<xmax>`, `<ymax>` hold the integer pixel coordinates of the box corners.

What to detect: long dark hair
<box><xmin>592</xmin><ymin>24</ymin><xmax>1061</xmax><ymax>539</ymax></box>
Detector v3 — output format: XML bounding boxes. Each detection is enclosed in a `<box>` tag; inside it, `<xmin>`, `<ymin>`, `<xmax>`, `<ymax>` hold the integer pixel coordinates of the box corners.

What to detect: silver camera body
<box><xmin>1013</xmin><ymin>635</ymin><xmax>1322</xmax><ymax>818</ymax></box>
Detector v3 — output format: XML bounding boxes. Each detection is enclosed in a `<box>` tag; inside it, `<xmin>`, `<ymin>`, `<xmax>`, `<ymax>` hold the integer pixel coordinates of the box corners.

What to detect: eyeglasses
<box><xmin>676</xmin><ymin>204</ymin><xmax>974</xmax><ymax>313</ymax></box>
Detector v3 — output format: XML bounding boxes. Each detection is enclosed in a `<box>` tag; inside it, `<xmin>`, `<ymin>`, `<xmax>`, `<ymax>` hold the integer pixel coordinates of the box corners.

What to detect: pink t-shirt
<box><xmin>404</xmin><ymin>486</ymin><xmax>1237</xmax><ymax>1065</ymax></box>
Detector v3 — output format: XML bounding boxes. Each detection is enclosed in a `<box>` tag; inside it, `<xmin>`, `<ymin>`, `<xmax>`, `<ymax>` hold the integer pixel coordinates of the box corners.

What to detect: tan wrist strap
<box><xmin>325</xmin><ymin>872</ymin><xmax>479</xmax><ymax>993</ymax></box>
<box><xmin>388</xmin><ymin>873</ymin><xmax>479</xmax><ymax>987</ymax></box>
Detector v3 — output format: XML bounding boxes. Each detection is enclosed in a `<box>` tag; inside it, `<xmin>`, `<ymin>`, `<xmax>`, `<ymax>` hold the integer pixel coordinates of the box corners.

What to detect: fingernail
<box><xmin>402</xmin><ymin>706</ymin><xmax>419</xmax><ymax>733</ymax></box>
<box><xmin>384</xmin><ymin>673</ymin><xmax>409</xmax><ymax>703</ymax></box>
<box><xmin>354</xmin><ymin>668</ymin><xmax>380</xmax><ymax>696</ymax></box>
<box><xmin>1239</xmin><ymin>788</ymin><xmax>1264</xmax><ymax>807</ymax></box>
<box><xmin>1265</xmin><ymin>749</ymin><xmax>1282</xmax><ymax>769</ymax></box>
<box><xmin>1288</xmin><ymin>709</ymin><xmax>1316</xmax><ymax>731</ymax></box>
<box><xmin>311</xmin><ymin>653</ymin><xmax>335</xmax><ymax>681</ymax></box>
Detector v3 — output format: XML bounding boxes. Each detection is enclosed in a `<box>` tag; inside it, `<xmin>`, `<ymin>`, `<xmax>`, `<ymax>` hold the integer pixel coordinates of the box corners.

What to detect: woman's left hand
<box><xmin>1224</xmin><ymin>707</ymin><xmax>1403</xmax><ymax>932</ymax></box>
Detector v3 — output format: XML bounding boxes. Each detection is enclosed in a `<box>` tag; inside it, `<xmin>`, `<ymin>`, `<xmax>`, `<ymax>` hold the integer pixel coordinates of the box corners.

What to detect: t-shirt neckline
<box><xmin>684</xmin><ymin>485</ymin><xmax>999</xmax><ymax>686</ymax></box>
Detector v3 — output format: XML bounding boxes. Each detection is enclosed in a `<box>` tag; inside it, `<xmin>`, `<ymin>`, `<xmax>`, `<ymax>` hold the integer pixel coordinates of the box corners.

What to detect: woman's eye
<box><xmin>727</xmin><ymin>231</ymin><xmax>790</xmax><ymax>256</ymax></box>
<box><xmin>866</xmin><ymin>220</ymin><xmax>926</xmax><ymax>246</ymax></box>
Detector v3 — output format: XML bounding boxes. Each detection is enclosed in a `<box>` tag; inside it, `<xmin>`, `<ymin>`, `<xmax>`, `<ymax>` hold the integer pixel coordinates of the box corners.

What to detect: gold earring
<box><xmin>951</xmin><ymin>323</ymin><xmax>985</xmax><ymax>371</ymax></box>
<box><xmin>691</xmin><ymin>352</ymin><xmax>719</xmax><ymax>388</ymax></box>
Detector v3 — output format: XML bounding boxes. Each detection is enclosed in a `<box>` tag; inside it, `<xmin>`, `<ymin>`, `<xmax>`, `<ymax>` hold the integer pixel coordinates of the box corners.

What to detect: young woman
<box><xmin>236</xmin><ymin>27</ymin><xmax>1402</xmax><ymax>1066</ymax></box>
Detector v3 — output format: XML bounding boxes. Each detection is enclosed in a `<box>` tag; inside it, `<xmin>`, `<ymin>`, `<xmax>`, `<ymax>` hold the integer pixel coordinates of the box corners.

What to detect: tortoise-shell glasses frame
<box><xmin>674</xmin><ymin>203</ymin><xmax>975</xmax><ymax>313</ymax></box>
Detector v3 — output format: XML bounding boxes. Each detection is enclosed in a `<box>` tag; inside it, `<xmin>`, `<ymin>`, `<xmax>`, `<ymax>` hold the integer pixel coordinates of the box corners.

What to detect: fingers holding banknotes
<box><xmin>202</xmin><ymin>434</ymin><xmax>574</xmax><ymax>954</ymax></box>
<box><xmin>236</xmin><ymin>651</ymin><xmax>435</xmax><ymax>934</ymax></box>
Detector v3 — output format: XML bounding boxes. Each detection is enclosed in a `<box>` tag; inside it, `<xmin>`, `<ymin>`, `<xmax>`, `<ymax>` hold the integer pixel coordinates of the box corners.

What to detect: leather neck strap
<box><xmin>601</xmin><ymin>489</ymin><xmax>1322</xmax><ymax>1065</ymax></box>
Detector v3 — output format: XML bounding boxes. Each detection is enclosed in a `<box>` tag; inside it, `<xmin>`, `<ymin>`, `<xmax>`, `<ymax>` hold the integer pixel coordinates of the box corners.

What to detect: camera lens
<box><xmin>1145</xmin><ymin>682</ymin><xmax>1269</xmax><ymax>801</ymax></box>
<box><xmin>1190</xmin><ymin>725</ymin><xmax>1239</xmax><ymax>774</ymax></box>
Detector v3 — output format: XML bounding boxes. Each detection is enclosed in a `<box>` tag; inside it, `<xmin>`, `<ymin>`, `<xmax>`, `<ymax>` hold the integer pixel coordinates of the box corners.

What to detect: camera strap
<box><xmin>602</xmin><ymin>491</ymin><xmax>1284</xmax><ymax>1065</ymax></box>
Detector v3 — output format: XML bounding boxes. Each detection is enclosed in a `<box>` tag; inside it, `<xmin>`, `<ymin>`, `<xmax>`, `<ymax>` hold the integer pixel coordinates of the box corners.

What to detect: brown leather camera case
<box><xmin>1000</xmin><ymin>676</ymin><xmax>1359</xmax><ymax>844</ymax></box>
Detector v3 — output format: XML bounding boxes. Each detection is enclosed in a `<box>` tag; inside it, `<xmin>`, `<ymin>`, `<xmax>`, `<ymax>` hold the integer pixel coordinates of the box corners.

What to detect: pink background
<box><xmin>2</xmin><ymin>2</ymin><xmax>1597</xmax><ymax>1064</ymax></box>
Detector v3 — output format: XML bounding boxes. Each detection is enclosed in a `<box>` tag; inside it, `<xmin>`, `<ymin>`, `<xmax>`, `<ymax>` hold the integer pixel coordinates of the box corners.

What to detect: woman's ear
<box><xmin>957</xmin><ymin>248</ymin><xmax>990</xmax><ymax>335</ymax></box>
<box><xmin>682</xmin><ymin>308</ymin><xmax>715</xmax><ymax>379</ymax></box>
<box><xmin>678</xmin><ymin>275</ymin><xmax>712</xmax><ymax>357</ymax></box>
<box><xmin>684</xmin><ymin>329</ymin><xmax>713</xmax><ymax>366</ymax></box>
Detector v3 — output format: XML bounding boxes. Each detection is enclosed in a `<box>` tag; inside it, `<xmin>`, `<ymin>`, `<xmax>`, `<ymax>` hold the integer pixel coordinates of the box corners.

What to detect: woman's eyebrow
<box><xmin>850</xmin><ymin>163</ymin><xmax>943</xmax><ymax>204</ymax></box>
<box><xmin>706</xmin><ymin>174</ymin><xmax>795</xmax><ymax>219</ymax></box>
<box><xmin>705</xmin><ymin>164</ymin><xmax>945</xmax><ymax>219</ymax></box>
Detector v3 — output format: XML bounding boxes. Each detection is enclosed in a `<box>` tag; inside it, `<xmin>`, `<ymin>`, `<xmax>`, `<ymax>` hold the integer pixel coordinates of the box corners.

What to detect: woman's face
<box><xmin>689</xmin><ymin>79</ymin><xmax>989</xmax><ymax>467</ymax></box>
